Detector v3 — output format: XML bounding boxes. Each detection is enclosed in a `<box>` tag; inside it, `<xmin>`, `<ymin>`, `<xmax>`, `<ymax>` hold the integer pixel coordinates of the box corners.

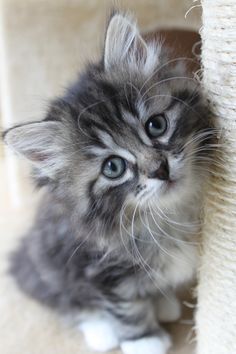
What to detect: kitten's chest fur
<box><xmin>10</xmin><ymin>193</ymin><xmax>201</xmax><ymax>308</ymax></box>
<box><xmin>112</xmin><ymin>201</ymin><xmax>200</xmax><ymax>298</ymax></box>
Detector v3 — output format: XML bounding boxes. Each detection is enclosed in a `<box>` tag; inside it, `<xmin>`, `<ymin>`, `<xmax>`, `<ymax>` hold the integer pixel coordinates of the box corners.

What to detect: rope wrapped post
<box><xmin>197</xmin><ymin>1</ymin><xmax>236</xmax><ymax>353</ymax></box>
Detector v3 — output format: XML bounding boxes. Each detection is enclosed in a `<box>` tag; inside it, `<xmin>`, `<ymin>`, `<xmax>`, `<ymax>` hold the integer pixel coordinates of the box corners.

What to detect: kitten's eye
<box><xmin>102</xmin><ymin>156</ymin><xmax>126</xmax><ymax>179</ymax></box>
<box><xmin>145</xmin><ymin>115</ymin><xmax>167</xmax><ymax>138</ymax></box>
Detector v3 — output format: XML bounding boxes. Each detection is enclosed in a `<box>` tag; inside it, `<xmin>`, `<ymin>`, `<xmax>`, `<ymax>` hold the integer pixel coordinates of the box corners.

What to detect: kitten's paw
<box><xmin>79</xmin><ymin>318</ymin><xmax>119</xmax><ymax>352</ymax></box>
<box><xmin>155</xmin><ymin>295</ymin><xmax>181</xmax><ymax>322</ymax></box>
<box><xmin>121</xmin><ymin>333</ymin><xmax>171</xmax><ymax>354</ymax></box>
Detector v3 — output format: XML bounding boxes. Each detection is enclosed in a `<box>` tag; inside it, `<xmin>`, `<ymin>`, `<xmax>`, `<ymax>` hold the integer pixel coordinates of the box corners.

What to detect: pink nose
<box><xmin>148</xmin><ymin>160</ymin><xmax>169</xmax><ymax>181</ymax></box>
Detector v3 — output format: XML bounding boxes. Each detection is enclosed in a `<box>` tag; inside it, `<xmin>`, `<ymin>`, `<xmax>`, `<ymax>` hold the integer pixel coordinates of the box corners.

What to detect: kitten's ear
<box><xmin>3</xmin><ymin>120</ymin><xmax>70</xmax><ymax>177</ymax></box>
<box><xmin>104</xmin><ymin>13</ymin><xmax>148</xmax><ymax>71</ymax></box>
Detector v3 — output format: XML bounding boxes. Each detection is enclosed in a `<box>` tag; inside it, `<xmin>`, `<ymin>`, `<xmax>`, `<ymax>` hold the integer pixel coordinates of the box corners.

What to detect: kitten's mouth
<box><xmin>163</xmin><ymin>179</ymin><xmax>178</xmax><ymax>193</ymax></box>
<box><xmin>138</xmin><ymin>178</ymin><xmax>180</xmax><ymax>205</ymax></box>
<box><xmin>167</xmin><ymin>179</ymin><xmax>177</xmax><ymax>188</ymax></box>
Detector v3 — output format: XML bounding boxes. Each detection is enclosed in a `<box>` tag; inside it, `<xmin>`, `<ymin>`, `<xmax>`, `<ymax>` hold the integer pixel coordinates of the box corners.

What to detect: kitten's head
<box><xmin>4</xmin><ymin>13</ymin><xmax>213</xmax><ymax>232</ymax></box>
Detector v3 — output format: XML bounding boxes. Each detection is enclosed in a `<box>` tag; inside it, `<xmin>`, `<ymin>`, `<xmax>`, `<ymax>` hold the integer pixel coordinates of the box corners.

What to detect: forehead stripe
<box><xmin>94</xmin><ymin>129</ymin><xmax>136</xmax><ymax>163</ymax></box>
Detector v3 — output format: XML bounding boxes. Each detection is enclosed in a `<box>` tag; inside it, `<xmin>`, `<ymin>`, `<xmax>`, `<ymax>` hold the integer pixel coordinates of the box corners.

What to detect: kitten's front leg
<box><xmin>79</xmin><ymin>298</ymin><xmax>171</xmax><ymax>354</ymax></box>
<box><xmin>154</xmin><ymin>293</ymin><xmax>181</xmax><ymax>323</ymax></box>
<box><xmin>79</xmin><ymin>315</ymin><xmax>119</xmax><ymax>352</ymax></box>
<box><xmin>118</xmin><ymin>300</ymin><xmax>171</xmax><ymax>354</ymax></box>
<box><xmin>121</xmin><ymin>335</ymin><xmax>171</xmax><ymax>354</ymax></box>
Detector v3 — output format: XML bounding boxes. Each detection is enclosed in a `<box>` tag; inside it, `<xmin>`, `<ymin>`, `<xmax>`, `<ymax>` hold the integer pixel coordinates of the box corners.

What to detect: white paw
<box><xmin>121</xmin><ymin>334</ymin><xmax>171</xmax><ymax>354</ymax></box>
<box><xmin>79</xmin><ymin>318</ymin><xmax>119</xmax><ymax>352</ymax></box>
<box><xmin>155</xmin><ymin>295</ymin><xmax>181</xmax><ymax>322</ymax></box>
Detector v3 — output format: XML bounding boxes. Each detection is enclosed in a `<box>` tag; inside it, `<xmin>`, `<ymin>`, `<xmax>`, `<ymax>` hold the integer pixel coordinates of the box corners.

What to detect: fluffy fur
<box><xmin>3</xmin><ymin>13</ymin><xmax>213</xmax><ymax>354</ymax></box>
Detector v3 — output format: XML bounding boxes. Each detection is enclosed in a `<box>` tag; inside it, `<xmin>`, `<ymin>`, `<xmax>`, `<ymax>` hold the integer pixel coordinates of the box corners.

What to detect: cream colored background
<box><xmin>0</xmin><ymin>1</ymin><xmax>201</xmax><ymax>353</ymax></box>
<box><xmin>0</xmin><ymin>0</ymin><xmax>201</xmax><ymax>126</ymax></box>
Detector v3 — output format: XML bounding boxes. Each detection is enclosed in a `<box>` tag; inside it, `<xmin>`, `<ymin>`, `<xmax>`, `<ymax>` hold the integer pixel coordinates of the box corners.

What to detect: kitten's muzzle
<box><xmin>148</xmin><ymin>159</ymin><xmax>169</xmax><ymax>181</ymax></box>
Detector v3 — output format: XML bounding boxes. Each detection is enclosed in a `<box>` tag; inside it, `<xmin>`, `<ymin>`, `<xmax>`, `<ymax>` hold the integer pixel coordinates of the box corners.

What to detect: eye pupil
<box><xmin>102</xmin><ymin>156</ymin><xmax>126</xmax><ymax>179</ymax></box>
<box><xmin>145</xmin><ymin>115</ymin><xmax>167</xmax><ymax>138</ymax></box>
<box><xmin>150</xmin><ymin>120</ymin><xmax>161</xmax><ymax>130</ymax></box>
<box><xmin>110</xmin><ymin>162</ymin><xmax>117</xmax><ymax>172</ymax></box>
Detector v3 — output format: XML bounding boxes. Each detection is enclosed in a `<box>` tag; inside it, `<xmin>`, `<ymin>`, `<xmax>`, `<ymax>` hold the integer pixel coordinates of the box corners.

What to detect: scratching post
<box><xmin>197</xmin><ymin>1</ymin><xmax>236</xmax><ymax>353</ymax></box>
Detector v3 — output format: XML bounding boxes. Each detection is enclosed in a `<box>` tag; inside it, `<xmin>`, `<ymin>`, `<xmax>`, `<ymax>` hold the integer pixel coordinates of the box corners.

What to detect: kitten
<box><xmin>3</xmin><ymin>13</ymin><xmax>213</xmax><ymax>354</ymax></box>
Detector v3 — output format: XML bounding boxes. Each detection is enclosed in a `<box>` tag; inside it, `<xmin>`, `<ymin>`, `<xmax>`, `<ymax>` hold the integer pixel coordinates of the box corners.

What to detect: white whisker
<box><xmin>141</xmin><ymin>76</ymin><xmax>198</xmax><ymax>101</ymax></box>
<box><xmin>139</xmin><ymin>57</ymin><xmax>199</xmax><ymax>93</ymax></box>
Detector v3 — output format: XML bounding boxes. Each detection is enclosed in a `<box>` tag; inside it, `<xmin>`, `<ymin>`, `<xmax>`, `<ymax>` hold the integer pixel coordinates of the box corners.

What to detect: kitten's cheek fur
<box><xmin>121</xmin><ymin>334</ymin><xmax>172</xmax><ymax>354</ymax></box>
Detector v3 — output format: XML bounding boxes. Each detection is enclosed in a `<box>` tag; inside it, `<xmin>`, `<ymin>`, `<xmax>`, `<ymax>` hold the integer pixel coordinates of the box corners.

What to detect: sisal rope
<box><xmin>196</xmin><ymin>1</ymin><xmax>236</xmax><ymax>353</ymax></box>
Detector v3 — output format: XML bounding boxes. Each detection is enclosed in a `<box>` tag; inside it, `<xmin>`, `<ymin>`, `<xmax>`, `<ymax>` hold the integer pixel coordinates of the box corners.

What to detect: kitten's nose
<box><xmin>148</xmin><ymin>159</ymin><xmax>169</xmax><ymax>181</ymax></box>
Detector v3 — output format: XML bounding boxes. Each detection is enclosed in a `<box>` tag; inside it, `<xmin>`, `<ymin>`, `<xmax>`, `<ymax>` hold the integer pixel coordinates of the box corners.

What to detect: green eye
<box><xmin>145</xmin><ymin>115</ymin><xmax>167</xmax><ymax>138</ymax></box>
<box><xmin>102</xmin><ymin>156</ymin><xmax>126</xmax><ymax>179</ymax></box>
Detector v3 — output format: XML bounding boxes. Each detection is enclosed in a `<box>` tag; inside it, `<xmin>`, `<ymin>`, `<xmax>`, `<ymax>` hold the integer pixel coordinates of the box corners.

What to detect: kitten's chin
<box><xmin>128</xmin><ymin>177</ymin><xmax>192</xmax><ymax>210</ymax></box>
<box><xmin>147</xmin><ymin>178</ymin><xmax>187</xmax><ymax>209</ymax></box>
<box><xmin>158</xmin><ymin>176</ymin><xmax>201</xmax><ymax>209</ymax></box>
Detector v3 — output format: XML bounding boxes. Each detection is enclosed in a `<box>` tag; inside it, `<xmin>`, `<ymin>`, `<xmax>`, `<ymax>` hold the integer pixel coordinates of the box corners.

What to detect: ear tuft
<box><xmin>104</xmin><ymin>13</ymin><xmax>148</xmax><ymax>71</ymax></box>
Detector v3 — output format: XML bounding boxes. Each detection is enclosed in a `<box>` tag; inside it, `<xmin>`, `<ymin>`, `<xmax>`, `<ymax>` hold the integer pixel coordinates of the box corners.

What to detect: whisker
<box><xmin>141</xmin><ymin>76</ymin><xmax>198</xmax><ymax>101</ymax></box>
<box><xmin>129</xmin><ymin>203</ymin><xmax>171</xmax><ymax>299</ymax></box>
<box><xmin>151</xmin><ymin>203</ymin><xmax>202</xmax><ymax>239</ymax></box>
<box><xmin>139</xmin><ymin>57</ymin><xmax>199</xmax><ymax>93</ymax></box>
<box><xmin>146</xmin><ymin>205</ymin><xmax>198</xmax><ymax>264</ymax></box>
<box><xmin>66</xmin><ymin>232</ymin><xmax>91</xmax><ymax>265</ymax></box>
<box><xmin>119</xmin><ymin>201</ymin><xmax>138</xmax><ymax>266</ymax></box>
<box><xmin>143</xmin><ymin>94</ymin><xmax>201</xmax><ymax>119</ymax></box>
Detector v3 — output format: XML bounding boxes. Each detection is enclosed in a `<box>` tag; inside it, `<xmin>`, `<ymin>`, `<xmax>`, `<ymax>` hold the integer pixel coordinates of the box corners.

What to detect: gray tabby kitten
<box><xmin>3</xmin><ymin>13</ymin><xmax>213</xmax><ymax>354</ymax></box>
